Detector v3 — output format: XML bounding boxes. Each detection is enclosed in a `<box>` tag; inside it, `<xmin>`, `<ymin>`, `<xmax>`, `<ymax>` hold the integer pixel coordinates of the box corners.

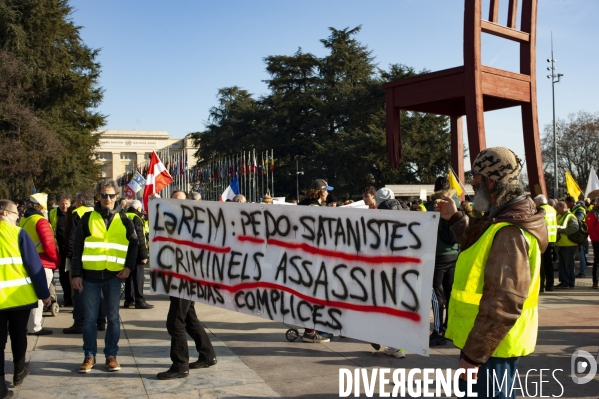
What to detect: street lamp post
<box><xmin>547</xmin><ymin>33</ymin><xmax>563</xmax><ymax>198</ymax></box>
<box><xmin>295</xmin><ymin>157</ymin><xmax>303</xmax><ymax>201</ymax></box>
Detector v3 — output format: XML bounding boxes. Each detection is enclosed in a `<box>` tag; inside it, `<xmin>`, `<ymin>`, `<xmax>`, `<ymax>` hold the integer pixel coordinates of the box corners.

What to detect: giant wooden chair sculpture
<box><xmin>384</xmin><ymin>0</ymin><xmax>546</xmax><ymax>196</ymax></box>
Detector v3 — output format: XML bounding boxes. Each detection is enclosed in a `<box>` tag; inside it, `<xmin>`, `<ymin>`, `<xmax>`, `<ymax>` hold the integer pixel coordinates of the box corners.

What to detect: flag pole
<box><xmin>449</xmin><ymin>166</ymin><xmax>471</xmax><ymax>201</ymax></box>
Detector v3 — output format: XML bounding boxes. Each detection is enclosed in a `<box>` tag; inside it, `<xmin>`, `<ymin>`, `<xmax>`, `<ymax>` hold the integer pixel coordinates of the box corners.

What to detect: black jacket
<box><xmin>71</xmin><ymin>202</ymin><xmax>138</xmax><ymax>280</ymax></box>
<box><xmin>126</xmin><ymin>206</ymin><xmax>148</xmax><ymax>263</ymax></box>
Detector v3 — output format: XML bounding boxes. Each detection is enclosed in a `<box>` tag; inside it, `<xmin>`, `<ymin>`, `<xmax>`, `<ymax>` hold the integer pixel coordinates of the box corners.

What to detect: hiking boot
<box><xmin>383</xmin><ymin>347</ymin><xmax>406</xmax><ymax>358</ymax></box>
<box><xmin>105</xmin><ymin>357</ymin><xmax>121</xmax><ymax>371</ymax></box>
<box><xmin>13</xmin><ymin>363</ymin><xmax>30</xmax><ymax>386</ymax></box>
<box><xmin>78</xmin><ymin>357</ymin><xmax>96</xmax><ymax>373</ymax></box>
<box><xmin>302</xmin><ymin>331</ymin><xmax>330</xmax><ymax>343</ymax></box>
<box><xmin>189</xmin><ymin>358</ymin><xmax>217</xmax><ymax>369</ymax></box>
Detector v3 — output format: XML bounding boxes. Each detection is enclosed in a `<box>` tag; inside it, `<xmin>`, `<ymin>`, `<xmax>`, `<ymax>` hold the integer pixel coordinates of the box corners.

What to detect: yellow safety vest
<box><xmin>556</xmin><ymin>212</ymin><xmax>578</xmax><ymax>247</ymax></box>
<box><xmin>0</xmin><ymin>221</ymin><xmax>39</xmax><ymax>310</ymax></box>
<box><xmin>73</xmin><ymin>206</ymin><xmax>94</xmax><ymax>218</ymax></box>
<box><xmin>49</xmin><ymin>208</ymin><xmax>58</xmax><ymax>231</ymax></box>
<box><xmin>540</xmin><ymin>205</ymin><xmax>557</xmax><ymax>243</ymax></box>
<box><xmin>419</xmin><ymin>204</ymin><xmax>426</xmax><ymax>212</ymax></box>
<box><xmin>19</xmin><ymin>214</ymin><xmax>45</xmax><ymax>254</ymax></box>
<box><xmin>446</xmin><ymin>222</ymin><xmax>540</xmax><ymax>358</ymax></box>
<box><xmin>82</xmin><ymin>211</ymin><xmax>129</xmax><ymax>271</ymax></box>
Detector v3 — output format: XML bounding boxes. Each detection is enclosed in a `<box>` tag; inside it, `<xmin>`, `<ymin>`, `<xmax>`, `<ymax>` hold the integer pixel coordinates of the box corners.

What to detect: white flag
<box><xmin>585</xmin><ymin>168</ymin><xmax>599</xmax><ymax>197</ymax></box>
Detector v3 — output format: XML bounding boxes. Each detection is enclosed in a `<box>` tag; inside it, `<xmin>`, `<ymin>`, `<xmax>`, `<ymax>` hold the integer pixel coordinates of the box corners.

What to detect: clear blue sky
<box><xmin>70</xmin><ymin>0</ymin><xmax>598</xmax><ymax>166</ymax></box>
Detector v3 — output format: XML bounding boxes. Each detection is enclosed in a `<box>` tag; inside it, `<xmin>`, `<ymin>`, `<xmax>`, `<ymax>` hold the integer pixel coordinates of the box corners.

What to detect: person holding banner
<box><xmin>71</xmin><ymin>179</ymin><xmax>138</xmax><ymax>373</ymax></box>
<box><xmin>157</xmin><ymin>190</ymin><xmax>217</xmax><ymax>380</ymax></box>
<box><xmin>123</xmin><ymin>200</ymin><xmax>152</xmax><ymax>309</ymax></box>
<box><xmin>436</xmin><ymin>147</ymin><xmax>547</xmax><ymax>399</ymax></box>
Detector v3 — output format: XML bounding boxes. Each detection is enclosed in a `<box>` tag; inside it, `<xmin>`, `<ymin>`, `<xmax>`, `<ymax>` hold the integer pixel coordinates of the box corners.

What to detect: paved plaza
<box><xmin>4</xmin><ymin>267</ymin><xmax>598</xmax><ymax>399</ymax></box>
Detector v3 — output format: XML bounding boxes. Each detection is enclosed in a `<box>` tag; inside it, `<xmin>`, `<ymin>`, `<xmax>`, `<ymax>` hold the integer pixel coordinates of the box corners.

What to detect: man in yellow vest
<box><xmin>436</xmin><ymin>147</ymin><xmax>548</xmax><ymax>399</ymax></box>
<box><xmin>0</xmin><ymin>199</ymin><xmax>51</xmax><ymax>399</ymax></box>
<box><xmin>123</xmin><ymin>200</ymin><xmax>152</xmax><ymax>309</ymax></box>
<box><xmin>555</xmin><ymin>201</ymin><xmax>579</xmax><ymax>288</ymax></box>
<box><xmin>71</xmin><ymin>179</ymin><xmax>138</xmax><ymax>374</ymax></box>
<box><xmin>534</xmin><ymin>195</ymin><xmax>557</xmax><ymax>292</ymax></box>
<box><xmin>19</xmin><ymin>193</ymin><xmax>60</xmax><ymax>336</ymax></box>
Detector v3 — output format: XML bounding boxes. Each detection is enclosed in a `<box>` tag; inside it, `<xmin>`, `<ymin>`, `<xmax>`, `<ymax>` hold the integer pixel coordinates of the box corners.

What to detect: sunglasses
<box><xmin>100</xmin><ymin>193</ymin><xmax>117</xmax><ymax>199</ymax></box>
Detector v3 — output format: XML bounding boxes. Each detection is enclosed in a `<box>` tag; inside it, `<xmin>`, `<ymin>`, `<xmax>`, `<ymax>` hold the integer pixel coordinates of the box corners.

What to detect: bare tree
<box><xmin>541</xmin><ymin>111</ymin><xmax>599</xmax><ymax>192</ymax></box>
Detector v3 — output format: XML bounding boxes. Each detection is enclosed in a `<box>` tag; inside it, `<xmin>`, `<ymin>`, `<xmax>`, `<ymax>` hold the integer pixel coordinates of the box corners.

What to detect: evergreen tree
<box><xmin>0</xmin><ymin>0</ymin><xmax>105</xmax><ymax>200</ymax></box>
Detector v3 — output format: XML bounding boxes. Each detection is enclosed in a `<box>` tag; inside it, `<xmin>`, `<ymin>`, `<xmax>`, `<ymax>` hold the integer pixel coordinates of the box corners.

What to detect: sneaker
<box><xmin>371</xmin><ymin>343</ymin><xmax>381</xmax><ymax>351</ymax></box>
<box><xmin>318</xmin><ymin>331</ymin><xmax>333</xmax><ymax>339</ymax></box>
<box><xmin>576</xmin><ymin>273</ymin><xmax>585</xmax><ymax>278</ymax></box>
<box><xmin>78</xmin><ymin>357</ymin><xmax>96</xmax><ymax>373</ymax></box>
<box><xmin>383</xmin><ymin>347</ymin><xmax>406</xmax><ymax>358</ymax></box>
<box><xmin>302</xmin><ymin>331</ymin><xmax>330</xmax><ymax>343</ymax></box>
<box><xmin>105</xmin><ymin>357</ymin><xmax>121</xmax><ymax>371</ymax></box>
<box><xmin>123</xmin><ymin>301</ymin><xmax>133</xmax><ymax>308</ymax></box>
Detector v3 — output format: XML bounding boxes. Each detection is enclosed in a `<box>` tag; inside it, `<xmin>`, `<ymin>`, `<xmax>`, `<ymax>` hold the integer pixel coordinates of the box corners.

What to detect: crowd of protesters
<box><xmin>2</xmin><ymin>150</ymin><xmax>597</xmax><ymax>397</ymax></box>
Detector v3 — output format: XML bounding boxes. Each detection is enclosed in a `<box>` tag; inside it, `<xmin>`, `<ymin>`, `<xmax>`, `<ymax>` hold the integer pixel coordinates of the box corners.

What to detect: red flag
<box><xmin>143</xmin><ymin>151</ymin><xmax>174</xmax><ymax>211</ymax></box>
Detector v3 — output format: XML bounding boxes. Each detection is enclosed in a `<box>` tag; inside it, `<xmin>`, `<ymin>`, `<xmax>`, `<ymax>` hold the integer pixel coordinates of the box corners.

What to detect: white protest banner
<box><xmin>149</xmin><ymin>199</ymin><xmax>439</xmax><ymax>356</ymax></box>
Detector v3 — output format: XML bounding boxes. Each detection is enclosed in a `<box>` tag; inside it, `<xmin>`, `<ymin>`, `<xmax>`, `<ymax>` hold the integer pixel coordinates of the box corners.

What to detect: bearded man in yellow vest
<box><xmin>534</xmin><ymin>194</ymin><xmax>557</xmax><ymax>292</ymax></box>
<box><xmin>436</xmin><ymin>147</ymin><xmax>548</xmax><ymax>399</ymax></box>
<box><xmin>0</xmin><ymin>200</ymin><xmax>51</xmax><ymax>399</ymax></box>
<box><xmin>71</xmin><ymin>179</ymin><xmax>138</xmax><ymax>374</ymax></box>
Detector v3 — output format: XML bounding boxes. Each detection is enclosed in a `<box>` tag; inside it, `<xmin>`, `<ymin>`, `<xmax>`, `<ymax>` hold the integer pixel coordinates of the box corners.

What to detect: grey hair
<box><xmin>485</xmin><ymin>176</ymin><xmax>524</xmax><ymax>206</ymax></box>
<box><xmin>0</xmin><ymin>199</ymin><xmax>16</xmax><ymax>212</ymax></box>
<box><xmin>78</xmin><ymin>189</ymin><xmax>95</xmax><ymax>207</ymax></box>
<box><xmin>534</xmin><ymin>194</ymin><xmax>548</xmax><ymax>205</ymax></box>
<box><xmin>130</xmin><ymin>200</ymin><xmax>142</xmax><ymax>209</ymax></box>
<box><xmin>232</xmin><ymin>194</ymin><xmax>246</xmax><ymax>203</ymax></box>
<box><xmin>95</xmin><ymin>179</ymin><xmax>119</xmax><ymax>197</ymax></box>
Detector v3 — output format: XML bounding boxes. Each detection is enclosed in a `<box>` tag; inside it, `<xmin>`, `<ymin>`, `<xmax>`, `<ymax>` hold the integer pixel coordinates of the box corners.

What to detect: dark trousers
<box><xmin>592</xmin><ymin>241</ymin><xmax>599</xmax><ymax>283</ymax></box>
<box><xmin>166</xmin><ymin>296</ymin><xmax>216</xmax><ymax>372</ymax></box>
<box><xmin>0</xmin><ymin>309</ymin><xmax>30</xmax><ymax>378</ymax></box>
<box><xmin>540</xmin><ymin>244</ymin><xmax>555</xmax><ymax>289</ymax></box>
<box><xmin>432</xmin><ymin>258</ymin><xmax>456</xmax><ymax>332</ymax></box>
<box><xmin>72</xmin><ymin>288</ymin><xmax>106</xmax><ymax>328</ymax></box>
<box><xmin>125</xmin><ymin>263</ymin><xmax>145</xmax><ymax>303</ymax></box>
<box><xmin>58</xmin><ymin>254</ymin><xmax>72</xmax><ymax>304</ymax></box>
<box><xmin>557</xmin><ymin>246</ymin><xmax>577</xmax><ymax>287</ymax></box>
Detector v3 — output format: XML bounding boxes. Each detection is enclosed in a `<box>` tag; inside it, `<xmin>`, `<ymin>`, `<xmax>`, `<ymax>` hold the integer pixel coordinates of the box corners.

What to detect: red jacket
<box><xmin>23</xmin><ymin>209</ymin><xmax>60</xmax><ymax>270</ymax></box>
<box><xmin>586</xmin><ymin>211</ymin><xmax>599</xmax><ymax>243</ymax></box>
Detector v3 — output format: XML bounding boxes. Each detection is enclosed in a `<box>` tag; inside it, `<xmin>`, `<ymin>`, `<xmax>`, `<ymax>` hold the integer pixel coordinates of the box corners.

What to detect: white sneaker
<box><xmin>383</xmin><ymin>347</ymin><xmax>405</xmax><ymax>358</ymax></box>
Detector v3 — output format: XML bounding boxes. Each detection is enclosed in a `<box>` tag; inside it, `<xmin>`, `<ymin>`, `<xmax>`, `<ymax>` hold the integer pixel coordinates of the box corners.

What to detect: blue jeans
<box><xmin>458</xmin><ymin>354</ymin><xmax>520</xmax><ymax>398</ymax></box>
<box><xmin>82</xmin><ymin>277</ymin><xmax>122</xmax><ymax>358</ymax></box>
<box><xmin>578</xmin><ymin>243</ymin><xmax>588</xmax><ymax>274</ymax></box>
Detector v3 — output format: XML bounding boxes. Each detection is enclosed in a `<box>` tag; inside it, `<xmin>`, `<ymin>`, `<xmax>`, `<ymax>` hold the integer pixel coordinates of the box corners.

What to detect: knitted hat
<box><xmin>375</xmin><ymin>187</ymin><xmax>394</xmax><ymax>206</ymax></box>
<box><xmin>29</xmin><ymin>193</ymin><xmax>48</xmax><ymax>210</ymax></box>
<box><xmin>471</xmin><ymin>147</ymin><xmax>522</xmax><ymax>183</ymax></box>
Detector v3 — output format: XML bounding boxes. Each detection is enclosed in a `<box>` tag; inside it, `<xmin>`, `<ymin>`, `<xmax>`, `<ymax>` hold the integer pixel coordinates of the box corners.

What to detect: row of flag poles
<box><xmin>115</xmin><ymin>148</ymin><xmax>275</xmax><ymax>203</ymax></box>
<box><xmin>196</xmin><ymin>149</ymin><xmax>275</xmax><ymax>202</ymax></box>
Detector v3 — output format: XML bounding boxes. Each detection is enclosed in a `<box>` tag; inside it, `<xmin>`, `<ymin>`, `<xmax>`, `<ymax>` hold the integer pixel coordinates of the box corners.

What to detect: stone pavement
<box><xmin>4</xmin><ymin>270</ymin><xmax>599</xmax><ymax>398</ymax></box>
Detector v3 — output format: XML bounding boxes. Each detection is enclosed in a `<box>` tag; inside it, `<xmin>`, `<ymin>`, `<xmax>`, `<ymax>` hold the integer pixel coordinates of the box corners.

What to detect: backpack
<box><xmin>567</xmin><ymin>216</ymin><xmax>589</xmax><ymax>245</ymax></box>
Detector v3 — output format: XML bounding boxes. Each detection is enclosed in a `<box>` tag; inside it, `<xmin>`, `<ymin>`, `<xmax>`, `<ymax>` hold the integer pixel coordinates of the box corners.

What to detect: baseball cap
<box><xmin>310</xmin><ymin>179</ymin><xmax>334</xmax><ymax>191</ymax></box>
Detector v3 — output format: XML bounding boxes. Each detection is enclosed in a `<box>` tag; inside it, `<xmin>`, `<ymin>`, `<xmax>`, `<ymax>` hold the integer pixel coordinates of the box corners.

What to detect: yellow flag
<box><xmin>565</xmin><ymin>172</ymin><xmax>582</xmax><ymax>200</ymax></box>
<box><xmin>448</xmin><ymin>169</ymin><xmax>464</xmax><ymax>196</ymax></box>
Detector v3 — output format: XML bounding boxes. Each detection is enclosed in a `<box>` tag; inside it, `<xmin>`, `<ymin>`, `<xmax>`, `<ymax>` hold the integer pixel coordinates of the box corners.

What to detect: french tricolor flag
<box><xmin>143</xmin><ymin>151</ymin><xmax>174</xmax><ymax>210</ymax></box>
<box><xmin>219</xmin><ymin>174</ymin><xmax>240</xmax><ymax>202</ymax></box>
